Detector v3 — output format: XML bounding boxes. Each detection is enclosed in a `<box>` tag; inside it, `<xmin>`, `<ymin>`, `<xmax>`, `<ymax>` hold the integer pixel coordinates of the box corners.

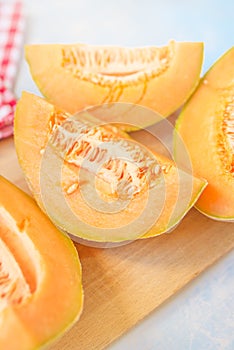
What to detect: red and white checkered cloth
<box><xmin>0</xmin><ymin>1</ymin><xmax>24</xmax><ymax>140</ymax></box>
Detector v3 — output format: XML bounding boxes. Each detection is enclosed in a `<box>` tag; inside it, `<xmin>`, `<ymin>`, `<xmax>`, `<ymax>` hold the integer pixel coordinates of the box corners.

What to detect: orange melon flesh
<box><xmin>174</xmin><ymin>47</ymin><xmax>234</xmax><ymax>220</ymax></box>
<box><xmin>14</xmin><ymin>92</ymin><xmax>207</xmax><ymax>242</ymax></box>
<box><xmin>25</xmin><ymin>41</ymin><xmax>203</xmax><ymax>127</ymax></box>
<box><xmin>0</xmin><ymin>176</ymin><xmax>83</xmax><ymax>349</ymax></box>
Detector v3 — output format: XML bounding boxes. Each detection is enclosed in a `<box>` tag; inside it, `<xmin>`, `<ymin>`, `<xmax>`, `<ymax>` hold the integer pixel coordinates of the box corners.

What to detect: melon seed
<box><xmin>66</xmin><ymin>183</ymin><xmax>79</xmax><ymax>195</ymax></box>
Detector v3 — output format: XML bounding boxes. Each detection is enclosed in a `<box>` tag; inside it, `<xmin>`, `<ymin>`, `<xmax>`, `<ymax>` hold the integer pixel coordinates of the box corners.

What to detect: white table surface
<box><xmin>12</xmin><ymin>0</ymin><xmax>234</xmax><ymax>349</ymax></box>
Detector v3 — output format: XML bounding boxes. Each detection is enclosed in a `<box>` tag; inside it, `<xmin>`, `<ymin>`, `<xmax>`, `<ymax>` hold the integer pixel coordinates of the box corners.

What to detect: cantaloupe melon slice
<box><xmin>174</xmin><ymin>47</ymin><xmax>234</xmax><ymax>220</ymax></box>
<box><xmin>0</xmin><ymin>176</ymin><xmax>83</xmax><ymax>349</ymax></box>
<box><xmin>25</xmin><ymin>41</ymin><xmax>203</xmax><ymax>127</ymax></box>
<box><xmin>14</xmin><ymin>92</ymin><xmax>207</xmax><ymax>242</ymax></box>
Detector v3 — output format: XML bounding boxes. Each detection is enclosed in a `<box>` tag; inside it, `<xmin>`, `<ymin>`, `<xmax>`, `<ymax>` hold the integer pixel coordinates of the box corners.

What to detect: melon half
<box><xmin>25</xmin><ymin>41</ymin><xmax>203</xmax><ymax>128</ymax></box>
<box><xmin>174</xmin><ymin>47</ymin><xmax>234</xmax><ymax>220</ymax></box>
<box><xmin>14</xmin><ymin>92</ymin><xmax>207</xmax><ymax>243</ymax></box>
<box><xmin>0</xmin><ymin>176</ymin><xmax>83</xmax><ymax>350</ymax></box>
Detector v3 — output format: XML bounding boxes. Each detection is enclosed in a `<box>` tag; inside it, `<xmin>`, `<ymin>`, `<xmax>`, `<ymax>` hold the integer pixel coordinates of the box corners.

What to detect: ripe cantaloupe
<box><xmin>0</xmin><ymin>176</ymin><xmax>83</xmax><ymax>350</ymax></box>
<box><xmin>14</xmin><ymin>92</ymin><xmax>207</xmax><ymax>242</ymax></box>
<box><xmin>25</xmin><ymin>41</ymin><xmax>203</xmax><ymax>128</ymax></box>
<box><xmin>174</xmin><ymin>47</ymin><xmax>234</xmax><ymax>220</ymax></box>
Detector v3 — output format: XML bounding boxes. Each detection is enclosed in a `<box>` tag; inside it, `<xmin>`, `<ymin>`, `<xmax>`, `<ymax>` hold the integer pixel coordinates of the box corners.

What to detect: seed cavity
<box><xmin>218</xmin><ymin>94</ymin><xmax>234</xmax><ymax>175</ymax></box>
<box><xmin>0</xmin><ymin>208</ymin><xmax>43</xmax><ymax>311</ymax></box>
<box><xmin>0</xmin><ymin>238</ymin><xmax>30</xmax><ymax>310</ymax></box>
<box><xmin>47</xmin><ymin>115</ymin><xmax>162</xmax><ymax>199</ymax></box>
<box><xmin>49</xmin><ymin>110</ymin><xmax>69</xmax><ymax>134</ymax></box>
<box><xmin>61</xmin><ymin>42</ymin><xmax>174</xmax><ymax>88</ymax></box>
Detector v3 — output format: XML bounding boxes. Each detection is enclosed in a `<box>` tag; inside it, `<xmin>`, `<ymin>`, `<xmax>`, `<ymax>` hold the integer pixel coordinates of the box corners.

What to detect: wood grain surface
<box><xmin>0</xmin><ymin>136</ymin><xmax>234</xmax><ymax>350</ymax></box>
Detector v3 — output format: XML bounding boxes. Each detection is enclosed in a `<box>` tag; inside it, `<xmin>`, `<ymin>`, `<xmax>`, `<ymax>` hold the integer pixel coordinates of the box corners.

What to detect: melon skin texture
<box><xmin>25</xmin><ymin>41</ymin><xmax>203</xmax><ymax>128</ymax></box>
<box><xmin>14</xmin><ymin>92</ymin><xmax>207</xmax><ymax>243</ymax></box>
<box><xmin>174</xmin><ymin>47</ymin><xmax>234</xmax><ymax>220</ymax></box>
<box><xmin>0</xmin><ymin>176</ymin><xmax>83</xmax><ymax>350</ymax></box>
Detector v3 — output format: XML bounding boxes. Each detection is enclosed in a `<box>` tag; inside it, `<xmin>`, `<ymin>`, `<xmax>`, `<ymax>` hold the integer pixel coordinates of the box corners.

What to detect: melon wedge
<box><xmin>0</xmin><ymin>176</ymin><xmax>83</xmax><ymax>349</ymax></box>
<box><xmin>174</xmin><ymin>47</ymin><xmax>234</xmax><ymax>220</ymax></box>
<box><xmin>14</xmin><ymin>92</ymin><xmax>207</xmax><ymax>242</ymax></box>
<box><xmin>25</xmin><ymin>41</ymin><xmax>203</xmax><ymax>127</ymax></box>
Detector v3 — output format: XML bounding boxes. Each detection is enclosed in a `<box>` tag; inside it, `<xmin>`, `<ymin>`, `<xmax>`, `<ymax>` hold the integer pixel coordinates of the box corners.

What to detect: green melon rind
<box><xmin>195</xmin><ymin>206</ymin><xmax>234</xmax><ymax>222</ymax></box>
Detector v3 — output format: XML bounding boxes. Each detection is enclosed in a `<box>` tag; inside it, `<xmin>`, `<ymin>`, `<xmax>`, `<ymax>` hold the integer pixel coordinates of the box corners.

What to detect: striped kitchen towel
<box><xmin>0</xmin><ymin>1</ymin><xmax>24</xmax><ymax>140</ymax></box>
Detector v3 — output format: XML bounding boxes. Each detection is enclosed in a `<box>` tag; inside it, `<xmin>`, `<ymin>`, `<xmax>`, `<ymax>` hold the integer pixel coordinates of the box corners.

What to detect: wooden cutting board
<box><xmin>0</xmin><ymin>136</ymin><xmax>234</xmax><ymax>350</ymax></box>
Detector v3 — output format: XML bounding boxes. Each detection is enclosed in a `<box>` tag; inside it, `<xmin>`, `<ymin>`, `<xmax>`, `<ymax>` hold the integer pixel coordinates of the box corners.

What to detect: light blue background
<box><xmin>15</xmin><ymin>1</ymin><xmax>234</xmax><ymax>349</ymax></box>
